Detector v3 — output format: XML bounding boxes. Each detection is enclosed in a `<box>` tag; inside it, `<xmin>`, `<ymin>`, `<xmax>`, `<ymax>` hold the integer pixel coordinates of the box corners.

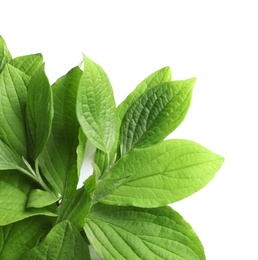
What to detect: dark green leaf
<box><xmin>77</xmin><ymin>55</ymin><xmax>116</xmax><ymax>153</ymax></box>
<box><xmin>85</xmin><ymin>204</ymin><xmax>205</xmax><ymax>260</ymax></box>
<box><xmin>0</xmin><ymin>64</ymin><xmax>29</xmax><ymax>157</ymax></box>
<box><xmin>26</xmin><ymin>64</ymin><xmax>53</xmax><ymax>159</ymax></box>
<box><xmin>39</xmin><ymin>67</ymin><xmax>86</xmax><ymax>196</ymax></box>
<box><xmin>120</xmin><ymin>78</ymin><xmax>195</xmax><ymax>155</ymax></box>
<box><xmin>9</xmin><ymin>53</ymin><xmax>43</xmax><ymax>77</ymax></box>
<box><xmin>21</xmin><ymin>221</ymin><xmax>90</xmax><ymax>260</ymax></box>
<box><xmin>0</xmin><ymin>36</ymin><xmax>12</xmax><ymax>72</ymax></box>
<box><xmin>98</xmin><ymin>139</ymin><xmax>224</xmax><ymax>207</ymax></box>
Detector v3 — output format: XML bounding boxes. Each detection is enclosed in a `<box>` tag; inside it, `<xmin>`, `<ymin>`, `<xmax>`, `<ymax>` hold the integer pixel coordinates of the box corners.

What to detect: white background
<box><xmin>1</xmin><ymin>1</ymin><xmax>258</xmax><ymax>259</ymax></box>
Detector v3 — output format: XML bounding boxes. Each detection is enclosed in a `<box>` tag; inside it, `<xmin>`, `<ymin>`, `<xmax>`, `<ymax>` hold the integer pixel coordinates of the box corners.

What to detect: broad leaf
<box><xmin>96</xmin><ymin>139</ymin><xmax>224</xmax><ymax>207</ymax></box>
<box><xmin>0</xmin><ymin>181</ymin><xmax>57</xmax><ymax>226</ymax></box>
<box><xmin>94</xmin><ymin>66</ymin><xmax>172</xmax><ymax>173</ymax></box>
<box><xmin>120</xmin><ymin>78</ymin><xmax>195</xmax><ymax>155</ymax></box>
<box><xmin>57</xmin><ymin>186</ymin><xmax>90</xmax><ymax>229</ymax></box>
<box><xmin>39</xmin><ymin>67</ymin><xmax>86</xmax><ymax>196</ymax></box>
<box><xmin>21</xmin><ymin>220</ymin><xmax>90</xmax><ymax>260</ymax></box>
<box><xmin>85</xmin><ymin>204</ymin><xmax>205</xmax><ymax>260</ymax></box>
<box><xmin>26</xmin><ymin>64</ymin><xmax>53</xmax><ymax>159</ymax></box>
<box><xmin>0</xmin><ymin>216</ymin><xmax>51</xmax><ymax>260</ymax></box>
<box><xmin>27</xmin><ymin>189</ymin><xmax>59</xmax><ymax>209</ymax></box>
<box><xmin>77</xmin><ymin>55</ymin><xmax>116</xmax><ymax>153</ymax></box>
<box><xmin>0</xmin><ymin>64</ymin><xmax>29</xmax><ymax>157</ymax></box>
<box><xmin>9</xmin><ymin>53</ymin><xmax>43</xmax><ymax>77</ymax></box>
<box><xmin>0</xmin><ymin>36</ymin><xmax>12</xmax><ymax>72</ymax></box>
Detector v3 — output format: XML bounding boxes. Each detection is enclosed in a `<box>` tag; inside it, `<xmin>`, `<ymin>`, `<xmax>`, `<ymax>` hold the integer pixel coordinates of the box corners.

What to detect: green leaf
<box><xmin>26</xmin><ymin>64</ymin><xmax>53</xmax><ymax>159</ymax></box>
<box><xmin>85</xmin><ymin>204</ymin><xmax>205</xmax><ymax>260</ymax></box>
<box><xmin>94</xmin><ymin>66</ymin><xmax>172</xmax><ymax>173</ymax></box>
<box><xmin>57</xmin><ymin>186</ymin><xmax>90</xmax><ymax>229</ymax></box>
<box><xmin>39</xmin><ymin>67</ymin><xmax>86</xmax><ymax>196</ymax></box>
<box><xmin>0</xmin><ymin>181</ymin><xmax>57</xmax><ymax>226</ymax></box>
<box><xmin>0</xmin><ymin>64</ymin><xmax>29</xmax><ymax>157</ymax></box>
<box><xmin>0</xmin><ymin>216</ymin><xmax>51</xmax><ymax>260</ymax></box>
<box><xmin>21</xmin><ymin>220</ymin><xmax>90</xmax><ymax>260</ymax></box>
<box><xmin>9</xmin><ymin>53</ymin><xmax>43</xmax><ymax>77</ymax></box>
<box><xmin>27</xmin><ymin>189</ymin><xmax>60</xmax><ymax>209</ymax></box>
<box><xmin>77</xmin><ymin>54</ymin><xmax>116</xmax><ymax>153</ymax></box>
<box><xmin>97</xmin><ymin>139</ymin><xmax>224</xmax><ymax>207</ymax></box>
<box><xmin>0</xmin><ymin>36</ymin><xmax>12</xmax><ymax>72</ymax></box>
<box><xmin>120</xmin><ymin>78</ymin><xmax>195</xmax><ymax>155</ymax></box>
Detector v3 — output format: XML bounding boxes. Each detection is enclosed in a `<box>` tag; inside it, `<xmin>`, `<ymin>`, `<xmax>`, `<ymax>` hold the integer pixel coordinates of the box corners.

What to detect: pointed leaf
<box><xmin>77</xmin><ymin>55</ymin><xmax>116</xmax><ymax>153</ymax></box>
<box><xmin>0</xmin><ymin>216</ymin><xmax>51</xmax><ymax>260</ymax></box>
<box><xmin>27</xmin><ymin>189</ymin><xmax>60</xmax><ymax>209</ymax></box>
<box><xmin>57</xmin><ymin>186</ymin><xmax>90</xmax><ymax>229</ymax></box>
<box><xmin>0</xmin><ymin>64</ymin><xmax>29</xmax><ymax>157</ymax></box>
<box><xmin>120</xmin><ymin>78</ymin><xmax>195</xmax><ymax>155</ymax></box>
<box><xmin>9</xmin><ymin>53</ymin><xmax>43</xmax><ymax>77</ymax></box>
<box><xmin>0</xmin><ymin>36</ymin><xmax>12</xmax><ymax>72</ymax></box>
<box><xmin>99</xmin><ymin>139</ymin><xmax>224</xmax><ymax>207</ymax></box>
<box><xmin>85</xmin><ymin>204</ymin><xmax>205</xmax><ymax>260</ymax></box>
<box><xmin>0</xmin><ymin>181</ymin><xmax>57</xmax><ymax>226</ymax></box>
<box><xmin>26</xmin><ymin>64</ymin><xmax>53</xmax><ymax>159</ymax></box>
<box><xmin>39</xmin><ymin>67</ymin><xmax>86</xmax><ymax>195</ymax></box>
<box><xmin>21</xmin><ymin>221</ymin><xmax>90</xmax><ymax>260</ymax></box>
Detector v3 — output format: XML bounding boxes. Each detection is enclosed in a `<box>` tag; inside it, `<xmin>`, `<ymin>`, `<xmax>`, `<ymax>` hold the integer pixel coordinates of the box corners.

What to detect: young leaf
<box><xmin>97</xmin><ymin>139</ymin><xmax>224</xmax><ymax>207</ymax></box>
<box><xmin>56</xmin><ymin>186</ymin><xmax>90</xmax><ymax>229</ymax></box>
<box><xmin>0</xmin><ymin>181</ymin><xmax>57</xmax><ymax>226</ymax></box>
<box><xmin>120</xmin><ymin>78</ymin><xmax>195</xmax><ymax>155</ymax></box>
<box><xmin>0</xmin><ymin>36</ymin><xmax>12</xmax><ymax>72</ymax></box>
<box><xmin>0</xmin><ymin>64</ymin><xmax>29</xmax><ymax>157</ymax></box>
<box><xmin>9</xmin><ymin>53</ymin><xmax>43</xmax><ymax>77</ymax></box>
<box><xmin>0</xmin><ymin>216</ymin><xmax>51</xmax><ymax>260</ymax></box>
<box><xmin>85</xmin><ymin>204</ymin><xmax>205</xmax><ymax>260</ymax></box>
<box><xmin>39</xmin><ymin>67</ymin><xmax>86</xmax><ymax>196</ymax></box>
<box><xmin>21</xmin><ymin>220</ymin><xmax>90</xmax><ymax>260</ymax></box>
<box><xmin>76</xmin><ymin>54</ymin><xmax>116</xmax><ymax>153</ymax></box>
<box><xmin>26</xmin><ymin>189</ymin><xmax>59</xmax><ymax>209</ymax></box>
<box><xmin>26</xmin><ymin>63</ymin><xmax>53</xmax><ymax>159</ymax></box>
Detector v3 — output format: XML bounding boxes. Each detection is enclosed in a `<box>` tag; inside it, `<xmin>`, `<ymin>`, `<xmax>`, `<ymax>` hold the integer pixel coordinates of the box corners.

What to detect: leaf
<box><xmin>85</xmin><ymin>204</ymin><xmax>205</xmax><ymax>260</ymax></box>
<box><xmin>98</xmin><ymin>139</ymin><xmax>224</xmax><ymax>207</ymax></box>
<box><xmin>0</xmin><ymin>216</ymin><xmax>51</xmax><ymax>260</ymax></box>
<box><xmin>120</xmin><ymin>78</ymin><xmax>195</xmax><ymax>155</ymax></box>
<box><xmin>21</xmin><ymin>220</ymin><xmax>90</xmax><ymax>260</ymax></box>
<box><xmin>57</xmin><ymin>186</ymin><xmax>90</xmax><ymax>229</ymax></box>
<box><xmin>0</xmin><ymin>181</ymin><xmax>57</xmax><ymax>226</ymax></box>
<box><xmin>94</xmin><ymin>66</ymin><xmax>172</xmax><ymax>173</ymax></box>
<box><xmin>27</xmin><ymin>189</ymin><xmax>60</xmax><ymax>209</ymax></box>
<box><xmin>26</xmin><ymin>63</ymin><xmax>53</xmax><ymax>159</ymax></box>
<box><xmin>0</xmin><ymin>64</ymin><xmax>29</xmax><ymax>157</ymax></box>
<box><xmin>9</xmin><ymin>53</ymin><xmax>43</xmax><ymax>77</ymax></box>
<box><xmin>39</xmin><ymin>67</ymin><xmax>86</xmax><ymax>196</ymax></box>
<box><xmin>0</xmin><ymin>36</ymin><xmax>12</xmax><ymax>72</ymax></box>
<box><xmin>76</xmin><ymin>54</ymin><xmax>116</xmax><ymax>153</ymax></box>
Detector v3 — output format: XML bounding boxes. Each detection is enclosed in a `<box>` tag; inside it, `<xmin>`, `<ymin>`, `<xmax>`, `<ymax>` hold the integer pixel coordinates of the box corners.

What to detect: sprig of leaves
<box><xmin>0</xmin><ymin>35</ymin><xmax>224</xmax><ymax>259</ymax></box>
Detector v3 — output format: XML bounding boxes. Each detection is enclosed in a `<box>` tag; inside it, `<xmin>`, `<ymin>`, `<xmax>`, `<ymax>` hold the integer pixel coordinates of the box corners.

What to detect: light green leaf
<box><xmin>85</xmin><ymin>204</ymin><xmax>205</xmax><ymax>260</ymax></box>
<box><xmin>26</xmin><ymin>64</ymin><xmax>53</xmax><ymax>159</ymax></box>
<box><xmin>98</xmin><ymin>139</ymin><xmax>224</xmax><ymax>207</ymax></box>
<box><xmin>0</xmin><ymin>216</ymin><xmax>51</xmax><ymax>260</ymax></box>
<box><xmin>21</xmin><ymin>220</ymin><xmax>90</xmax><ymax>260</ymax></box>
<box><xmin>9</xmin><ymin>53</ymin><xmax>43</xmax><ymax>77</ymax></box>
<box><xmin>39</xmin><ymin>67</ymin><xmax>86</xmax><ymax>196</ymax></box>
<box><xmin>0</xmin><ymin>64</ymin><xmax>29</xmax><ymax>157</ymax></box>
<box><xmin>0</xmin><ymin>181</ymin><xmax>57</xmax><ymax>226</ymax></box>
<box><xmin>77</xmin><ymin>54</ymin><xmax>116</xmax><ymax>153</ymax></box>
<box><xmin>27</xmin><ymin>189</ymin><xmax>60</xmax><ymax>209</ymax></box>
<box><xmin>57</xmin><ymin>186</ymin><xmax>90</xmax><ymax>229</ymax></box>
<box><xmin>120</xmin><ymin>78</ymin><xmax>195</xmax><ymax>155</ymax></box>
<box><xmin>94</xmin><ymin>66</ymin><xmax>172</xmax><ymax>173</ymax></box>
<box><xmin>0</xmin><ymin>36</ymin><xmax>12</xmax><ymax>72</ymax></box>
